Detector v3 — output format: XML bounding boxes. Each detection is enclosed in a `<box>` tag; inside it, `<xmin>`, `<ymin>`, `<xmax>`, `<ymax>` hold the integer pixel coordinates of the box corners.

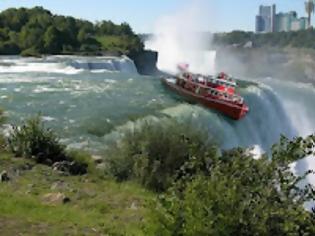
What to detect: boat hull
<box><xmin>162</xmin><ymin>78</ymin><xmax>249</xmax><ymax>120</ymax></box>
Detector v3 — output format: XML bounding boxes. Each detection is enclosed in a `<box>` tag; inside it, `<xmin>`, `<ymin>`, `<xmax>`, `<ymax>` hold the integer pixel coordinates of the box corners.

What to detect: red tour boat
<box><xmin>161</xmin><ymin>66</ymin><xmax>249</xmax><ymax>120</ymax></box>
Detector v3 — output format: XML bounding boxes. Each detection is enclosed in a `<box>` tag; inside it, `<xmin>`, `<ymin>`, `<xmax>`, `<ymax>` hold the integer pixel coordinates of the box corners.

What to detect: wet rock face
<box><xmin>131</xmin><ymin>50</ymin><xmax>158</xmax><ymax>75</ymax></box>
<box><xmin>0</xmin><ymin>170</ymin><xmax>10</xmax><ymax>182</ymax></box>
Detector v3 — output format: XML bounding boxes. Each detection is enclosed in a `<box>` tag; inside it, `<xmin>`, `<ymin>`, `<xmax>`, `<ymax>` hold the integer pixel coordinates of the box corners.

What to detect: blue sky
<box><xmin>0</xmin><ymin>0</ymin><xmax>312</xmax><ymax>33</ymax></box>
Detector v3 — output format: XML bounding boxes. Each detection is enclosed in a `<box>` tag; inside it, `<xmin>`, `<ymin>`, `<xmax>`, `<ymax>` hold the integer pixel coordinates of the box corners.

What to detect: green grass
<box><xmin>0</xmin><ymin>152</ymin><xmax>158</xmax><ymax>235</ymax></box>
<box><xmin>96</xmin><ymin>36</ymin><xmax>134</xmax><ymax>55</ymax></box>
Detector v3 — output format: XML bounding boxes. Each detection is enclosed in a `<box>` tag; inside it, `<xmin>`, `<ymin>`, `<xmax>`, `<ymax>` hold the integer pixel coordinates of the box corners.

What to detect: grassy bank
<box><xmin>0</xmin><ymin>114</ymin><xmax>157</xmax><ymax>235</ymax></box>
<box><xmin>1</xmin><ymin>114</ymin><xmax>315</xmax><ymax>235</ymax></box>
<box><xmin>0</xmin><ymin>151</ymin><xmax>157</xmax><ymax>235</ymax></box>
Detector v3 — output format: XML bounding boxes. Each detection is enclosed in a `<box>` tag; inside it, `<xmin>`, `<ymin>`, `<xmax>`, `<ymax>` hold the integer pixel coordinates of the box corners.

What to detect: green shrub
<box><xmin>67</xmin><ymin>149</ymin><xmax>95</xmax><ymax>174</ymax></box>
<box><xmin>0</xmin><ymin>108</ymin><xmax>6</xmax><ymax>149</ymax></box>
<box><xmin>7</xmin><ymin>116</ymin><xmax>88</xmax><ymax>175</ymax></box>
<box><xmin>21</xmin><ymin>47</ymin><xmax>42</xmax><ymax>57</ymax></box>
<box><xmin>0</xmin><ymin>108</ymin><xmax>5</xmax><ymax>125</ymax></box>
<box><xmin>0</xmin><ymin>41</ymin><xmax>21</xmax><ymax>54</ymax></box>
<box><xmin>106</xmin><ymin>119</ymin><xmax>217</xmax><ymax>192</ymax></box>
<box><xmin>155</xmin><ymin>136</ymin><xmax>315</xmax><ymax>236</ymax></box>
<box><xmin>8</xmin><ymin>116</ymin><xmax>66</xmax><ymax>163</ymax></box>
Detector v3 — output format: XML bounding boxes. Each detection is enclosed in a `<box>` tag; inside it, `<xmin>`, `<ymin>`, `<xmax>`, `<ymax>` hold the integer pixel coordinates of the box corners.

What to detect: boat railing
<box><xmin>181</xmin><ymin>74</ymin><xmax>237</xmax><ymax>87</ymax></box>
<box><xmin>207</xmin><ymin>76</ymin><xmax>237</xmax><ymax>87</ymax></box>
<box><xmin>179</xmin><ymin>77</ymin><xmax>243</xmax><ymax>104</ymax></box>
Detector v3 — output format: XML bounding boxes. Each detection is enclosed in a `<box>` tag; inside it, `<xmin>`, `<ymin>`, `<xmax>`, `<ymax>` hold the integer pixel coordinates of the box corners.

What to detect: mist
<box><xmin>145</xmin><ymin>1</ymin><xmax>216</xmax><ymax>75</ymax></box>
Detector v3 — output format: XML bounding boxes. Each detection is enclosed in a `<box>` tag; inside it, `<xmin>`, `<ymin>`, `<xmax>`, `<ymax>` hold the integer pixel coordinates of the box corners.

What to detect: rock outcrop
<box><xmin>42</xmin><ymin>192</ymin><xmax>70</xmax><ymax>205</ymax></box>
<box><xmin>0</xmin><ymin>170</ymin><xmax>9</xmax><ymax>182</ymax></box>
<box><xmin>131</xmin><ymin>50</ymin><xmax>158</xmax><ymax>75</ymax></box>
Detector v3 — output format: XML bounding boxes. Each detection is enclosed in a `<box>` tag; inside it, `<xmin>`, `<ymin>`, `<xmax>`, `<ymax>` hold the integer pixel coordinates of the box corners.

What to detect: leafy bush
<box><xmin>0</xmin><ymin>108</ymin><xmax>6</xmax><ymax>149</ymax></box>
<box><xmin>66</xmin><ymin>149</ymin><xmax>95</xmax><ymax>175</ymax></box>
<box><xmin>8</xmin><ymin>116</ymin><xmax>66</xmax><ymax>163</ymax></box>
<box><xmin>106</xmin><ymin>119</ymin><xmax>217</xmax><ymax>192</ymax></box>
<box><xmin>0</xmin><ymin>41</ymin><xmax>20</xmax><ymax>54</ymax></box>
<box><xmin>20</xmin><ymin>47</ymin><xmax>42</xmax><ymax>57</ymax></box>
<box><xmin>155</xmin><ymin>136</ymin><xmax>315</xmax><ymax>236</ymax></box>
<box><xmin>0</xmin><ymin>108</ymin><xmax>5</xmax><ymax>125</ymax></box>
<box><xmin>7</xmin><ymin>116</ymin><xmax>88</xmax><ymax>175</ymax></box>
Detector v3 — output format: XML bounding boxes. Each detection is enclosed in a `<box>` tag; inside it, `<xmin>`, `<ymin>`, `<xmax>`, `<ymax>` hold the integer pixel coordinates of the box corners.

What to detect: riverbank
<box><xmin>0</xmin><ymin>7</ymin><xmax>161</xmax><ymax>75</ymax></box>
<box><xmin>1</xmin><ymin>115</ymin><xmax>315</xmax><ymax>235</ymax></box>
<box><xmin>0</xmin><ymin>150</ymin><xmax>157</xmax><ymax>235</ymax></box>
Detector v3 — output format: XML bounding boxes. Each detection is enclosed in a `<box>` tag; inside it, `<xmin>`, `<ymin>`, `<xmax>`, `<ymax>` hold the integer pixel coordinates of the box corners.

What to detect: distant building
<box><xmin>276</xmin><ymin>11</ymin><xmax>308</xmax><ymax>32</ymax></box>
<box><xmin>256</xmin><ymin>5</ymin><xmax>276</xmax><ymax>33</ymax></box>
<box><xmin>256</xmin><ymin>5</ymin><xmax>308</xmax><ymax>33</ymax></box>
<box><xmin>275</xmin><ymin>12</ymin><xmax>295</xmax><ymax>32</ymax></box>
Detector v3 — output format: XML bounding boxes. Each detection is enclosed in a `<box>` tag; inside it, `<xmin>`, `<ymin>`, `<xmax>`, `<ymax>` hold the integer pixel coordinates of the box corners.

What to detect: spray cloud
<box><xmin>145</xmin><ymin>0</ymin><xmax>216</xmax><ymax>75</ymax></box>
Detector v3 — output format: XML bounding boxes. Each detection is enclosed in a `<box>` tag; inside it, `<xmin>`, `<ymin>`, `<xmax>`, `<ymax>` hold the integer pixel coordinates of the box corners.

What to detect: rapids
<box><xmin>0</xmin><ymin>55</ymin><xmax>311</xmax><ymax>155</ymax></box>
<box><xmin>1</xmin><ymin>55</ymin><xmax>315</xmax><ymax>207</ymax></box>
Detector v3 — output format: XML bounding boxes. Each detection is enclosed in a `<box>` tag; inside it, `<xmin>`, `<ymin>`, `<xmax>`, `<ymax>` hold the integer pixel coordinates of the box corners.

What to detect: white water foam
<box><xmin>70</xmin><ymin>55</ymin><xmax>138</xmax><ymax>74</ymax></box>
<box><xmin>0</xmin><ymin>55</ymin><xmax>138</xmax><ymax>75</ymax></box>
<box><xmin>0</xmin><ymin>61</ymin><xmax>82</xmax><ymax>74</ymax></box>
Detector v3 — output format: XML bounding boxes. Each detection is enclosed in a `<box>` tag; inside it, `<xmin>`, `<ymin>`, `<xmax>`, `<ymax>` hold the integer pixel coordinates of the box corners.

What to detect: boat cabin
<box><xmin>176</xmin><ymin>72</ymin><xmax>244</xmax><ymax>105</ymax></box>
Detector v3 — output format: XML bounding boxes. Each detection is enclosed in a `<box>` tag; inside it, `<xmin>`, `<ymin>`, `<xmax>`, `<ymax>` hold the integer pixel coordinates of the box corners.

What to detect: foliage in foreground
<box><xmin>0</xmin><ymin>108</ymin><xmax>5</xmax><ymax>125</ymax></box>
<box><xmin>106</xmin><ymin>119</ymin><xmax>315</xmax><ymax>235</ymax></box>
<box><xmin>106</xmin><ymin>119</ymin><xmax>217</xmax><ymax>192</ymax></box>
<box><xmin>0</xmin><ymin>108</ymin><xmax>6</xmax><ymax>149</ymax></box>
<box><xmin>7</xmin><ymin>116</ymin><xmax>88</xmax><ymax>175</ymax></box>
<box><xmin>2</xmin><ymin>113</ymin><xmax>315</xmax><ymax>235</ymax></box>
<box><xmin>156</xmin><ymin>136</ymin><xmax>315</xmax><ymax>236</ymax></box>
<box><xmin>0</xmin><ymin>152</ymin><xmax>157</xmax><ymax>236</ymax></box>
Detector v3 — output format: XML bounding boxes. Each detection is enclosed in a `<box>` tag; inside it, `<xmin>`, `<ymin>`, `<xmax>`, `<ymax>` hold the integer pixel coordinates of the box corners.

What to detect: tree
<box><xmin>120</xmin><ymin>22</ymin><xmax>133</xmax><ymax>35</ymax></box>
<box><xmin>305</xmin><ymin>0</ymin><xmax>315</xmax><ymax>28</ymax></box>
<box><xmin>156</xmin><ymin>135</ymin><xmax>315</xmax><ymax>235</ymax></box>
<box><xmin>0</xmin><ymin>41</ymin><xmax>20</xmax><ymax>55</ymax></box>
<box><xmin>0</xmin><ymin>8</ymin><xmax>28</xmax><ymax>32</ymax></box>
<box><xmin>0</xmin><ymin>6</ymin><xmax>143</xmax><ymax>56</ymax></box>
<box><xmin>0</xmin><ymin>28</ymin><xmax>10</xmax><ymax>41</ymax></box>
<box><xmin>43</xmin><ymin>26</ymin><xmax>62</xmax><ymax>53</ymax></box>
<box><xmin>19</xmin><ymin>24</ymin><xmax>44</xmax><ymax>51</ymax></box>
<box><xmin>77</xmin><ymin>28</ymin><xmax>89</xmax><ymax>43</ymax></box>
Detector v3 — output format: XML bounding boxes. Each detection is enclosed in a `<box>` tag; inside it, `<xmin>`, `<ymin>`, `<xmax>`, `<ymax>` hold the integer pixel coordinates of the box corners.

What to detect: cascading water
<box><xmin>0</xmin><ymin>55</ymin><xmax>138</xmax><ymax>74</ymax></box>
<box><xmin>0</xmin><ymin>55</ymin><xmax>299</xmax><ymax>153</ymax></box>
<box><xmin>143</xmin><ymin>0</ymin><xmax>315</xmax><ymax>207</ymax></box>
<box><xmin>0</xmin><ymin>55</ymin><xmax>314</xmax><ymax>195</ymax></box>
<box><xmin>70</xmin><ymin>56</ymin><xmax>138</xmax><ymax>74</ymax></box>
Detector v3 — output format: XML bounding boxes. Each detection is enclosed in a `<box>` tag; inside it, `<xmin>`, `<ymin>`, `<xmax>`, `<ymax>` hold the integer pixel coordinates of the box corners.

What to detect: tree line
<box><xmin>0</xmin><ymin>7</ymin><xmax>144</xmax><ymax>56</ymax></box>
<box><xmin>213</xmin><ymin>29</ymin><xmax>315</xmax><ymax>49</ymax></box>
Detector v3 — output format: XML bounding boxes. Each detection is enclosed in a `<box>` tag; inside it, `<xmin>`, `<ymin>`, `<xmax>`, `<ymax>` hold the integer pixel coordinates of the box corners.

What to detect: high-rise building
<box><xmin>256</xmin><ymin>4</ymin><xmax>276</xmax><ymax>33</ymax></box>
<box><xmin>255</xmin><ymin>15</ymin><xmax>264</xmax><ymax>32</ymax></box>
<box><xmin>256</xmin><ymin>5</ymin><xmax>308</xmax><ymax>33</ymax></box>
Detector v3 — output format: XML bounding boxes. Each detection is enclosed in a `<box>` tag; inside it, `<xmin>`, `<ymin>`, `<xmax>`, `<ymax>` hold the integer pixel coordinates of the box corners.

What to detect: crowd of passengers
<box><xmin>177</xmin><ymin>73</ymin><xmax>243</xmax><ymax>104</ymax></box>
<box><xmin>181</xmin><ymin>72</ymin><xmax>235</xmax><ymax>87</ymax></box>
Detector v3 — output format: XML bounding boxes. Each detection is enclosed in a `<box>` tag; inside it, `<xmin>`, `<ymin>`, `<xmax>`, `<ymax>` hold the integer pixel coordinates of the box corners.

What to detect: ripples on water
<box><xmin>0</xmin><ymin>56</ymin><xmax>314</xmax><ymax>157</ymax></box>
<box><xmin>2</xmin><ymin>55</ymin><xmax>315</xmax><ymax>208</ymax></box>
